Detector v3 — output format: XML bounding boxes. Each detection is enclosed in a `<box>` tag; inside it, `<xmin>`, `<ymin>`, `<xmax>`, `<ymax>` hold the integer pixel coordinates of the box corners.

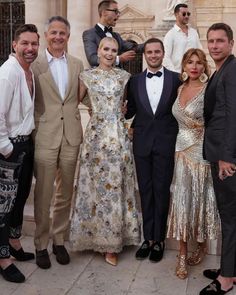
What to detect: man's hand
<box><xmin>88</xmin><ymin>107</ymin><xmax>92</xmax><ymax>117</ymax></box>
<box><xmin>5</xmin><ymin>151</ymin><xmax>13</xmax><ymax>159</ymax></box>
<box><xmin>119</xmin><ymin>50</ymin><xmax>136</xmax><ymax>63</ymax></box>
<box><xmin>218</xmin><ymin>160</ymin><xmax>236</xmax><ymax>180</ymax></box>
<box><xmin>121</xmin><ymin>100</ymin><xmax>127</xmax><ymax>115</ymax></box>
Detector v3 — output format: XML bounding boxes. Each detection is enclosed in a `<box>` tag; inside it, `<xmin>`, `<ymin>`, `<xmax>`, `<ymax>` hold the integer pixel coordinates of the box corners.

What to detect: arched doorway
<box><xmin>0</xmin><ymin>0</ymin><xmax>25</xmax><ymax>65</ymax></box>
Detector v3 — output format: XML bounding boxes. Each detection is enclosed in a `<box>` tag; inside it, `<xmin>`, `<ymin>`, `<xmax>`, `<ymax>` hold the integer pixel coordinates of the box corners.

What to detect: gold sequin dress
<box><xmin>70</xmin><ymin>68</ymin><xmax>140</xmax><ymax>253</ymax></box>
<box><xmin>167</xmin><ymin>85</ymin><xmax>219</xmax><ymax>242</ymax></box>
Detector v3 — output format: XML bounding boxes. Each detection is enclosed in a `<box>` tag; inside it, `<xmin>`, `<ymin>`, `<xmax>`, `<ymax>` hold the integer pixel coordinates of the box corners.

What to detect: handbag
<box><xmin>0</xmin><ymin>152</ymin><xmax>25</xmax><ymax>226</ymax></box>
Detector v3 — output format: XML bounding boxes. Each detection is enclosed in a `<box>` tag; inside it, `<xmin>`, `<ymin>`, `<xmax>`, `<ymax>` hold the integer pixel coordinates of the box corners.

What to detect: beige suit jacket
<box><xmin>32</xmin><ymin>53</ymin><xmax>84</xmax><ymax>149</ymax></box>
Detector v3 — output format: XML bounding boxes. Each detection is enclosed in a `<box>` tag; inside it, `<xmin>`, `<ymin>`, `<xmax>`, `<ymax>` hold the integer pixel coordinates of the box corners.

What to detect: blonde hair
<box><xmin>98</xmin><ymin>36</ymin><xmax>118</xmax><ymax>50</ymax></box>
<box><xmin>181</xmin><ymin>48</ymin><xmax>210</xmax><ymax>81</ymax></box>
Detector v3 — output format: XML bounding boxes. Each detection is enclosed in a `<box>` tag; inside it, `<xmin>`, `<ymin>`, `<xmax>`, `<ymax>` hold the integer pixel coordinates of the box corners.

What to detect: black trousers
<box><xmin>211</xmin><ymin>163</ymin><xmax>236</xmax><ymax>277</ymax></box>
<box><xmin>134</xmin><ymin>151</ymin><xmax>174</xmax><ymax>242</ymax></box>
<box><xmin>0</xmin><ymin>138</ymin><xmax>34</xmax><ymax>258</ymax></box>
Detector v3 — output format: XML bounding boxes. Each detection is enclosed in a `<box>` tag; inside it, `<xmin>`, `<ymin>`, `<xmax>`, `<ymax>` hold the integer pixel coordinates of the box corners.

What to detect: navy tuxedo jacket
<box><xmin>126</xmin><ymin>68</ymin><xmax>181</xmax><ymax>157</ymax></box>
<box><xmin>204</xmin><ymin>54</ymin><xmax>236</xmax><ymax>164</ymax></box>
<box><xmin>83</xmin><ymin>24</ymin><xmax>143</xmax><ymax>67</ymax></box>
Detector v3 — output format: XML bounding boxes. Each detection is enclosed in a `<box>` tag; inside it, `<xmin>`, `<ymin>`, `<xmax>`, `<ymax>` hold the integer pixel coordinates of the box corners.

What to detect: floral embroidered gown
<box><xmin>167</xmin><ymin>85</ymin><xmax>219</xmax><ymax>242</ymax></box>
<box><xmin>70</xmin><ymin>68</ymin><xmax>140</xmax><ymax>253</ymax></box>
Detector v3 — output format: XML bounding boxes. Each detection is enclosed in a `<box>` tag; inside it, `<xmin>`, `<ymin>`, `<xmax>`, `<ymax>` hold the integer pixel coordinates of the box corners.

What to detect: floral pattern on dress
<box><xmin>70</xmin><ymin>68</ymin><xmax>141</xmax><ymax>253</ymax></box>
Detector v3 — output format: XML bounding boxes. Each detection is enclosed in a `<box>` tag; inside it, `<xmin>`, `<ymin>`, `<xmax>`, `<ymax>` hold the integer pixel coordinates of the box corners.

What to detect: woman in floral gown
<box><xmin>70</xmin><ymin>37</ymin><xmax>140</xmax><ymax>266</ymax></box>
<box><xmin>167</xmin><ymin>48</ymin><xmax>219</xmax><ymax>279</ymax></box>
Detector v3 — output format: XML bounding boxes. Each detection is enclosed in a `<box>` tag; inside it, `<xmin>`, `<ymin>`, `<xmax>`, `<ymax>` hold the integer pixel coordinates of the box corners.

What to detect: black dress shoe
<box><xmin>203</xmin><ymin>269</ymin><xmax>236</xmax><ymax>286</ymax></box>
<box><xmin>0</xmin><ymin>264</ymin><xmax>25</xmax><ymax>283</ymax></box>
<box><xmin>149</xmin><ymin>241</ymin><xmax>165</xmax><ymax>263</ymax></box>
<box><xmin>203</xmin><ymin>269</ymin><xmax>221</xmax><ymax>280</ymax></box>
<box><xmin>52</xmin><ymin>244</ymin><xmax>70</xmax><ymax>265</ymax></box>
<box><xmin>9</xmin><ymin>245</ymin><xmax>35</xmax><ymax>261</ymax></box>
<box><xmin>199</xmin><ymin>279</ymin><xmax>233</xmax><ymax>295</ymax></box>
<box><xmin>135</xmin><ymin>240</ymin><xmax>151</xmax><ymax>260</ymax></box>
<box><xmin>36</xmin><ymin>249</ymin><xmax>51</xmax><ymax>269</ymax></box>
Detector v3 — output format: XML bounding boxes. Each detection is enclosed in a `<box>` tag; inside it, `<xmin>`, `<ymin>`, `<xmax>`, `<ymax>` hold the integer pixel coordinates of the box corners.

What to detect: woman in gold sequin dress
<box><xmin>167</xmin><ymin>49</ymin><xmax>219</xmax><ymax>279</ymax></box>
<box><xmin>70</xmin><ymin>37</ymin><xmax>140</xmax><ymax>266</ymax></box>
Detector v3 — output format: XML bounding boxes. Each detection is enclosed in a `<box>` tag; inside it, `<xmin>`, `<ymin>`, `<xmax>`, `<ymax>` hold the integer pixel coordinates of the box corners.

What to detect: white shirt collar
<box><xmin>45</xmin><ymin>49</ymin><xmax>67</xmax><ymax>63</ymax></box>
<box><xmin>97</xmin><ymin>23</ymin><xmax>106</xmax><ymax>31</ymax></box>
<box><xmin>174</xmin><ymin>23</ymin><xmax>190</xmax><ymax>32</ymax></box>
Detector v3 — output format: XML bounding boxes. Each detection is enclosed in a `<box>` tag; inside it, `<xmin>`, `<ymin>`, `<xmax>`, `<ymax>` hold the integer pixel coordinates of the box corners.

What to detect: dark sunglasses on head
<box><xmin>106</xmin><ymin>9</ymin><xmax>121</xmax><ymax>15</ymax></box>
<box><xmin>182</xmin><ymin>12</ymin><xmax>191</xmax><ymax>17</ymax></box>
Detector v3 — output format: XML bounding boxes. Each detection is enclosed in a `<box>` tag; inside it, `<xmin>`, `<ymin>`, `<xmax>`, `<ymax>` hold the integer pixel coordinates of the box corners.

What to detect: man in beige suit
<box><xmin>32</xmin><ymin>16</ymin><xmax>86</xmax><ymax>269</ymax></box>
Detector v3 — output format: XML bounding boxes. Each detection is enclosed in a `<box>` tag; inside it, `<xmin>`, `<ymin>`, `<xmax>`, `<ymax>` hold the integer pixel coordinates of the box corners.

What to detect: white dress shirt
<box><xmin>0</xmin><ymin>55</ymin><xmax>35</xmax><ymax>156</ymax></box>
<box><xmin>146</xmin><ymin>67</ymin><xmax>164</xmax><ymax>114</ymax></box>
<box><xmin>46</xmin><ymin>49</ymin><xmax>68</xmax><ymax>100</ymax></box>
<box><xmin>163</xmin><ymin>24</ymin><xmax>202</xmax><ymax>72</ymax></box>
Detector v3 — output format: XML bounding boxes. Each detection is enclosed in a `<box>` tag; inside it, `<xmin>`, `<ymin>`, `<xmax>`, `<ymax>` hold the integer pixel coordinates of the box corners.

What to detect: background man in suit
<box><xmin>83</xmin><ymin>0</ymin><xmax>143</xmax><ymax>67</ymax></box>
<box><xmin>126</xmin><ymin>38</ymin><xmax>181</xmax><ymax>263</ymax></box>
<box><xmin>32</xmin><ymin>16</ymin><xmax>85</xmax><ymax>269</ymax></box>
<box><xmin>200</xmin><ymin>23</ymin><xmax>236</xmax><ymax>295</ymax></box>
<box><xmin>0</xmin><ymin>24</ymin><xmax>39</xmax><ymax>283</ymax></box>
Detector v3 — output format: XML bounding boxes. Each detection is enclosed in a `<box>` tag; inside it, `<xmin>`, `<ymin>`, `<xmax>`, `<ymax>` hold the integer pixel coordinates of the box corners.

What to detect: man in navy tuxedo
<box><xmin>83</xmin><ymin>0</ymin><xmax>143</xmax><ymax>67</ymax></box>
<box><xmin>126</xmin><ymin>38</ymin><xmax>181</xmax><ymax>262</ymax></box>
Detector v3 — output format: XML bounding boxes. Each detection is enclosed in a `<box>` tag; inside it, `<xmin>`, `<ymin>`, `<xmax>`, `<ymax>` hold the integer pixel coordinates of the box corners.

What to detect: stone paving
<box><xmin>2</xmin><ymin>236</ymin><xmax>236</xmax><ymax>295</ymax></box>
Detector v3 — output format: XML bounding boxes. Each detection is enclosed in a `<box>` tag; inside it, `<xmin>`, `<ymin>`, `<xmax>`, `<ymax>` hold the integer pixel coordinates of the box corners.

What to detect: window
<box><xmin>0</xmin><ymin>0</ymin><xmax>25</xmax><ymax>65</ymax></box>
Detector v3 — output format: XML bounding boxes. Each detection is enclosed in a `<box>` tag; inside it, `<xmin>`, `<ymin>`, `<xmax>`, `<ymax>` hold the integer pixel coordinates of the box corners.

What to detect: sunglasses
<box><xmin>182</xmin><ymin>12</ymin><xmax>191</xmax><ymax>17</ymax></box>
<box><xmin>106</xmin><ymin>9</ymin><xmax>121</xmax><ymax>15</ymax></box>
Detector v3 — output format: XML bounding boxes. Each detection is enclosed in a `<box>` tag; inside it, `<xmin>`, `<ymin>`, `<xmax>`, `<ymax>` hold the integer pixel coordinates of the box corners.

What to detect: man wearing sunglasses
<box><xmin>83</xmin><ymin>0</ymin><xmax>143</xmax><ymax>67</ymax></box>
<box><xmin>163</xmin><ymin>3</ymin><xmax>202</xmax><ymax>72</ymax></box>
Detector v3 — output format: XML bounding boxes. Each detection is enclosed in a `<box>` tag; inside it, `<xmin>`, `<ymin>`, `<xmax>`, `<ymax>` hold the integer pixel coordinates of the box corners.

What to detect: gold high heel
<box><xmin>187</xmin><ymin>245</ymin><xmax>207</xmax><ymax>266</ymax></box>
<box><xmin>105</xmin><ymin>253</ymin><xmax>118</xmax><ymax>266</ymax></box>
<box><xmin>176</xmin><ymin>255</ymin><xmax>188</xmax><ymax>279</ymax></box>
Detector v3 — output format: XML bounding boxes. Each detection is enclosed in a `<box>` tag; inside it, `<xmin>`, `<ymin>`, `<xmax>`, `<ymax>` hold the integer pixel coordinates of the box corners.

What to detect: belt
<box><xmin>9</xmin><ymin>135</ymin><xmax>30</xmax><ymax>143</ymax></box>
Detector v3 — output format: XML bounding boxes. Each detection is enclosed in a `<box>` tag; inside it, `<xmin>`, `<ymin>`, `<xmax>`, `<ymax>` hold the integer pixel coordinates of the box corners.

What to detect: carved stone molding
<box><xmin>115</xmin><ymin>4</ymin><xmax>155</xmax><ymax>42</ymax></box>
<box><xmin>118</xmin><ymin>4</ymin><xmax>155</xmax><ymax>24</ymax></box>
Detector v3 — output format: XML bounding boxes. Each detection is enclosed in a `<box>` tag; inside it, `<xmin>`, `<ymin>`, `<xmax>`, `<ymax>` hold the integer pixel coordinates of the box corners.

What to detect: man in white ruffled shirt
<box><xmin>0</xmin><ymin>24</ymin><xmax>39</xmax><ymax>283</ymax></box>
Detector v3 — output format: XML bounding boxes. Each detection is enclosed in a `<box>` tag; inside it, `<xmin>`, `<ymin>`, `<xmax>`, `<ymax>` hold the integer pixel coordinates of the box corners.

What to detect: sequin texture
<box><xmin>167</xmin><ymin>85</ymin><xmax>220</xmax><ymax>242</ymax></box>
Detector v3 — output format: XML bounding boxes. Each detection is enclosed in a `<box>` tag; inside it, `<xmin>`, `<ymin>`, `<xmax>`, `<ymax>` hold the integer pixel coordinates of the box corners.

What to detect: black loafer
<box><xmin>0</xmin><ymin>264</ymin><xmax>25</xmax><ymax>283</ymax></box>
<box><xmin>9</xmin><ymin>245</ymin><xmax>35</xmax><ymax>261</ymax></box>
<box><xmin>203</xmin><ymin>269</ymin><xmax>236</xmax><ymax>286</ymax></box>
<box><xmin>36</xmin><ymin>249</ymin><xmax>51</xmax><ymax>269</ymax></box>
<box><xmin>199</xmin><ymin>279</ymin><xmax>233</xmax><ymax>295</ymax></box>
<box><xmin>135</xmin><ymin>240</ymin><xmax>151</xmax><ymax>260</ymax></box>
<box><xmin>52</xmin><ymin>244</ymin><xmax>70</xmax><ymax>265</ymax></box>
<box><xmin>203</xmin><ymin>269</ymin><xmax>221</xmax><ymax>280</ymax></box>
<box><xmin>149</xmin><ymin>241</ymin><xmax>165</xmax><ymax>263</ymax></box>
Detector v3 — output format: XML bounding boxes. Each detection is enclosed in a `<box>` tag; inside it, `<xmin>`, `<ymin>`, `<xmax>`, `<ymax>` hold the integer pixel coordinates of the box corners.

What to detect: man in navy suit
<box><xmin>83</xmin><ymin>0</ymin><xmax>143</xmax><ymax>67</ymax></box>
<box><xmin>200</xmin><ymin>23</ymin><xmax>236</xmax><ymax>295</ymax></box>
<box><xmin>126</xmin><ymin>38</ymin><xmax>181</xmax><ymax>262</ymax></box>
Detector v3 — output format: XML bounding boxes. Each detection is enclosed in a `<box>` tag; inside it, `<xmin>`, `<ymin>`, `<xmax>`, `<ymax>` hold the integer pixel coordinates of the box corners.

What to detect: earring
<box><xmin>97</xmin><ymin>55</ymin><xmax>100</xmax><ymax>64</ymax></box>
<box><xmin>199</xmin><ymin>72</ymin><xmax>208</xmax><ymax>83</ymax></box>
<box><xmin>182</xmin><ymin>71</ymin><xmax>189</xmax><ymax>82</ymax></box>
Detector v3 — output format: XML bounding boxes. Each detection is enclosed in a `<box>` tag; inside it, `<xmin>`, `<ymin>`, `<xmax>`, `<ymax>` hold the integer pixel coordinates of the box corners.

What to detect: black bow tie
<box><xmin>104</xmin><ymin>26</ymin><xmax>113</xmax><ymax>33</ymax></box>
<box><xmin>147</xmin><ymin>71</ymin><xmax>162</xmax><ymax>78</ymax></box>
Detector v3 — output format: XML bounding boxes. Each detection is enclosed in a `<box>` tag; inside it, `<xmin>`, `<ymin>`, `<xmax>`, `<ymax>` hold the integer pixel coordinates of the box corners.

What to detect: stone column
<box><xmin>67</xmin><ymin>0</ymin><xmax>92</xmax><ymax>68</ymax></box>
<box><xmin>25</xmin><ymin>0</ymin><xmax>51</xmax><ymax>52</ymax></box>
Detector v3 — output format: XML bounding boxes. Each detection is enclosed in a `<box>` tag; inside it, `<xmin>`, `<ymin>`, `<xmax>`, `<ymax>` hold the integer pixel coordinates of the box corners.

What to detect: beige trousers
<box><xmin>34</xmin><ymin>136</ymin><xmax>80</xmax><ymax>250</ymax></box>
